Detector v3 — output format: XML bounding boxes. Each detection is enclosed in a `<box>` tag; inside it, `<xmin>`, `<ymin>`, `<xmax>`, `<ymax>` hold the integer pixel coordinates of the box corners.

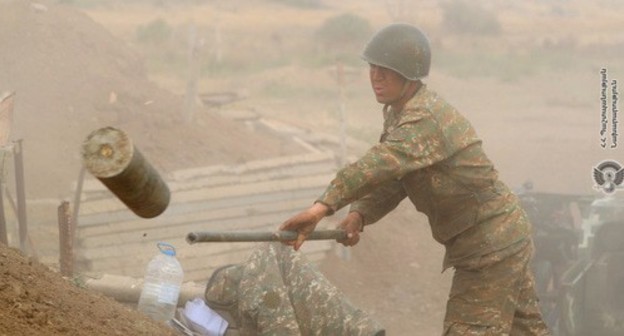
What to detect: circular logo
<box><xmin>593</xmin><ymin>160</ymin><xmax>624</xmax><ymax>194</ymax></box>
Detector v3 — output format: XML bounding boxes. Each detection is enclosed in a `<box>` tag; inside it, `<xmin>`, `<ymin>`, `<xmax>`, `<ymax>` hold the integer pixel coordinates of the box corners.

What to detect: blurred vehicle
<box><xmin>515</xmin><ymin>183</ymin><xmax>624</xmax><ymax>335</ymax></box>
<box><xmin>557</xmin><ymin>219</ymin><xmax>624</xmax><ymax>336</ymax></box>
<box><xmin>578</xmin><ymin>193</ymin><xmax>624</xmax><ymax>255</ymax></box>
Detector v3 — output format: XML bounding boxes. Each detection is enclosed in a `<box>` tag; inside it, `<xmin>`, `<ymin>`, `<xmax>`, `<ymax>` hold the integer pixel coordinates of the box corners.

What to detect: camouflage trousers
<box><xmin>443</xmin><ymin>239</ymin><xmax>551</xmax><ymax>336</ymax></box>
<box><xmin>204</xmin><ymin>242</ymin><xmax>385</xmax><ymax>336</ymax></box>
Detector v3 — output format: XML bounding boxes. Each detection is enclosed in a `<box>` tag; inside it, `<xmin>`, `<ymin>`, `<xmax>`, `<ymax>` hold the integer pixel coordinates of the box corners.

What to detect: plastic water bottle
<box><xmin>137</xmin><ymin>242</ymin><xmax>184</xmax><ymax>322</ymax></box>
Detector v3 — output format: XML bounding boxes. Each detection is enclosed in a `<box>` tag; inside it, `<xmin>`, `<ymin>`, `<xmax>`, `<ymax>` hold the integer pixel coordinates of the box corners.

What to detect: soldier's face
<box><xmin>369</xmin><ymin>64</ymin><xmax>406</xmax><ymax>105</ymax></box>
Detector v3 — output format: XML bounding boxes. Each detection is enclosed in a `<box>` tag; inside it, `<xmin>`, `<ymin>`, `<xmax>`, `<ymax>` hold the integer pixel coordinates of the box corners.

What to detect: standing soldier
<box><xmin>280</xmin><ymin>23</ymin><xmax>551</xmax><ymax>335</ymax></box>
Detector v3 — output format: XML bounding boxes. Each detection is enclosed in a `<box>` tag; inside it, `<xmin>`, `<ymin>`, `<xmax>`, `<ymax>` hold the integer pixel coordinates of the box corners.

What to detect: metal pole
<box><xmin>13</xmin><ymin>139</ymin><xmax>27</xmax><ymax>252</ymax></box>
<box><xmin>186</xmin><ymin>229</ymin><xmax>347</xmax><ymax>244</ymax></box>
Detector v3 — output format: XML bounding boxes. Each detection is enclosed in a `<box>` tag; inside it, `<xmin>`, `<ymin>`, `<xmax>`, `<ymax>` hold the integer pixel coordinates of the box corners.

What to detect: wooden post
<box><xmin>0</xmin><ymin>92</ymin><xmax>14</xmax><ymax>147</ymax></box>
<box><xmin>81</xmin><ymin>127</ymin><xmax>170</xmax><ymax>218</ymax></box>
<box><xmin>335</xmin><ymin>61</ymin><xmax>351</xmax><ymax>262</ymax></box>
<box><xmin>185</xmin><ymin>23</ymin><xmax>199</xmax><ymax>123</ymax></box>
<box><xmin>336</xmin><ymin>61</ymin><xmax>348</xmax><ymax>168</ymax></box>
<box><xmin>58</xmin><ymin>201</ymin><xmax>74</xmax><ymax>277</ymax></box>
<box><xmin>72</xmin><ymin>167</ymin><xmax>85</xmax><ymax>227</ymax></box>
<box><xmin>13</xmin><ymin>139</ymin><xmax>28</xmax><ymax>252</ymax></box>
<box><xmin>0</xmin><ymin>178</ymin><xmax>7</xmax><ymax>245</ymax></box>
<box><xmin>0</xmin><ymin>92</ymin><xmax>14</xmax><ymax>246</ymax></box>
<box><xmin>214</xmin><ymin>19</ymin><xmax>223</xmax><ymax>65</ymax></box>
<box><xmin>0</xmin><ymin>146</ymin><xmax>9</xmax><ymax>246</ymax></box>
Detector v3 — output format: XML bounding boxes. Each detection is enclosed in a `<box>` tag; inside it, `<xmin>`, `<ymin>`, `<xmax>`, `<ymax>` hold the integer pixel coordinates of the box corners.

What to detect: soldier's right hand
<box><xmin>279</xmin><ymin>202</ymin><xmax>328</xmax><ymax>251</ymax></box>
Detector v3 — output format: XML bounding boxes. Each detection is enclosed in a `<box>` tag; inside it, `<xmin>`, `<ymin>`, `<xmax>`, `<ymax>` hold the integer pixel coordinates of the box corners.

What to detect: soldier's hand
<box><xmin>337</xmin><ymin>211</ymin><xmax>363</xmax><ymax>247</ymax></box>
<box><xmin>279</xmin><ymin>202</ymin><xmax>328</xmax><ymax>251</ymax></box>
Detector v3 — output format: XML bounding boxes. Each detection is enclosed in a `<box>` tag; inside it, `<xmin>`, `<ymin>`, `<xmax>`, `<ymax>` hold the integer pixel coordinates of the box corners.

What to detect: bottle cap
<box><xmin>157</xmin><ymin>242</ymin><xmax>176</xmax><ymax>257</ymax></box>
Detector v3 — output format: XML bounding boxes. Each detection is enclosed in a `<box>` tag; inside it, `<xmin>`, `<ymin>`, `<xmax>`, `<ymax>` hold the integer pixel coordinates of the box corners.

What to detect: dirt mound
<box><xmin>0</xmin><ymin>1</ymin><xmax>300</xmax><ymax>199</ymax></box>
<box><xmin>0</xmin><ymin>242</ymin><xmax>177</xmax><ymax>336</ymax></box>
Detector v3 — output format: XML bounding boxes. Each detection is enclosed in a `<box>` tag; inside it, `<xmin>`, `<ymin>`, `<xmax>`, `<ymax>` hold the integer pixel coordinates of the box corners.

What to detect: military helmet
<box><xmin>361</xmin><ymin>23</ymin><xmax>431</xmax><ymax>80</ymax></box>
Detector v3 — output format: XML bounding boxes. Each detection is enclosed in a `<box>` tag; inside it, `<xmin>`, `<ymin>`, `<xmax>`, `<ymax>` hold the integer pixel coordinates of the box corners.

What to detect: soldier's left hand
<box><xmin>337</xmin><ymin>211</ymin><xmax>363</xmax><ymax>247</ymax></box>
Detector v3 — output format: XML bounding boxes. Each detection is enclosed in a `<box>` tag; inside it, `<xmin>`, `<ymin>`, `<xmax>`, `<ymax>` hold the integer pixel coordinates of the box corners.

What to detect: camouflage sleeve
<box><xmin>317</xmin><ymin>118</ymin><xmax>446</xmax><ymax>213</ymax></box>
<box><xmin>349</xmin><ymin>179</ymin><xmax>406</xmax><ymax>226</ymax></box>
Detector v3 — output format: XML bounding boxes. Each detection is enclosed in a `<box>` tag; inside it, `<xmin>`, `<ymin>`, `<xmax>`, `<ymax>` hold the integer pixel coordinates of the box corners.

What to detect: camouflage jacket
<box><xmin>317</xmin><ymin>85</ymin><xmax>531</xmax><ymax>268</ymax></box>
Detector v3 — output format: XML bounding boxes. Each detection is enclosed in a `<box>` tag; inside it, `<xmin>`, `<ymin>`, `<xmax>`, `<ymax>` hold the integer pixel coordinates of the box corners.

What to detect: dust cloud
<box><xmin>1</xmin><ymin>0</ymin><xmax>623</xmax><ymax>335</ymax></box>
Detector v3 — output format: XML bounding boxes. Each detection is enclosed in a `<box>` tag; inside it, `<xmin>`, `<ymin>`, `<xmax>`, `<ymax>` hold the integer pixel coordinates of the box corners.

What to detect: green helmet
<box><xmin>361</xmin><ymin>23</ymin><xmax>431</xmax><ymax>80</ymax></box>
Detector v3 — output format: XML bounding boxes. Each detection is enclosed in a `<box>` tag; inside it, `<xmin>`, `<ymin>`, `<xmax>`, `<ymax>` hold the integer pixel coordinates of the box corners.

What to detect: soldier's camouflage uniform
<box><xmin>317</xmin><ymin>85</ymin><xmax>551</xmax><ymax>335</ymax></box>
<box><xmin>204</xmin><ymin>242</ymin><xmax>385</xmax><ymax>336</ymax></box>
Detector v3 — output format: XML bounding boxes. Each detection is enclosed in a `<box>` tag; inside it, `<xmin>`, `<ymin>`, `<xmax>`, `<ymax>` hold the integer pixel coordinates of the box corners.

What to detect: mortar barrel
<box><xmin>81</xmin><ymin>127</ymin><xmax>170</xmax><ymax>218</ymax></box>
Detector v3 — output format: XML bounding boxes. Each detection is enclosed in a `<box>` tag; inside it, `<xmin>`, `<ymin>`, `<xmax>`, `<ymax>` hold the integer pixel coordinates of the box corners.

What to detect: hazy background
<box><xmin>1</xmin><ymin>0</ymin><xmax>623</xmax><ymax>334</ymax></box>
<box><xmin>84</xmin><ymin>0</ymin><xmax>623</xmax><ymax>195</ymax></box>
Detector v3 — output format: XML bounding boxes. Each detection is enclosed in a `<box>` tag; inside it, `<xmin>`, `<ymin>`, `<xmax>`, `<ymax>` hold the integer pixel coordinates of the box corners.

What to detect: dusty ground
<box><xmin>0</xmin><ymin>242</ymin><xmax>178</xmax><ymax>336</ymax></box>
<box><xmin>0</xmin><ymin>0</ymin><xmax>622</xmax><ymax>335</ymax></box>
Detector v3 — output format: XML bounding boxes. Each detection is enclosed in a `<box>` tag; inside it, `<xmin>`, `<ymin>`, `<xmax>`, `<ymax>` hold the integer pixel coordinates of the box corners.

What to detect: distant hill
<box><xmin>0</xmin><ymin>1</ymin><xmax>300</xmax><ymax>199</ymax></box>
